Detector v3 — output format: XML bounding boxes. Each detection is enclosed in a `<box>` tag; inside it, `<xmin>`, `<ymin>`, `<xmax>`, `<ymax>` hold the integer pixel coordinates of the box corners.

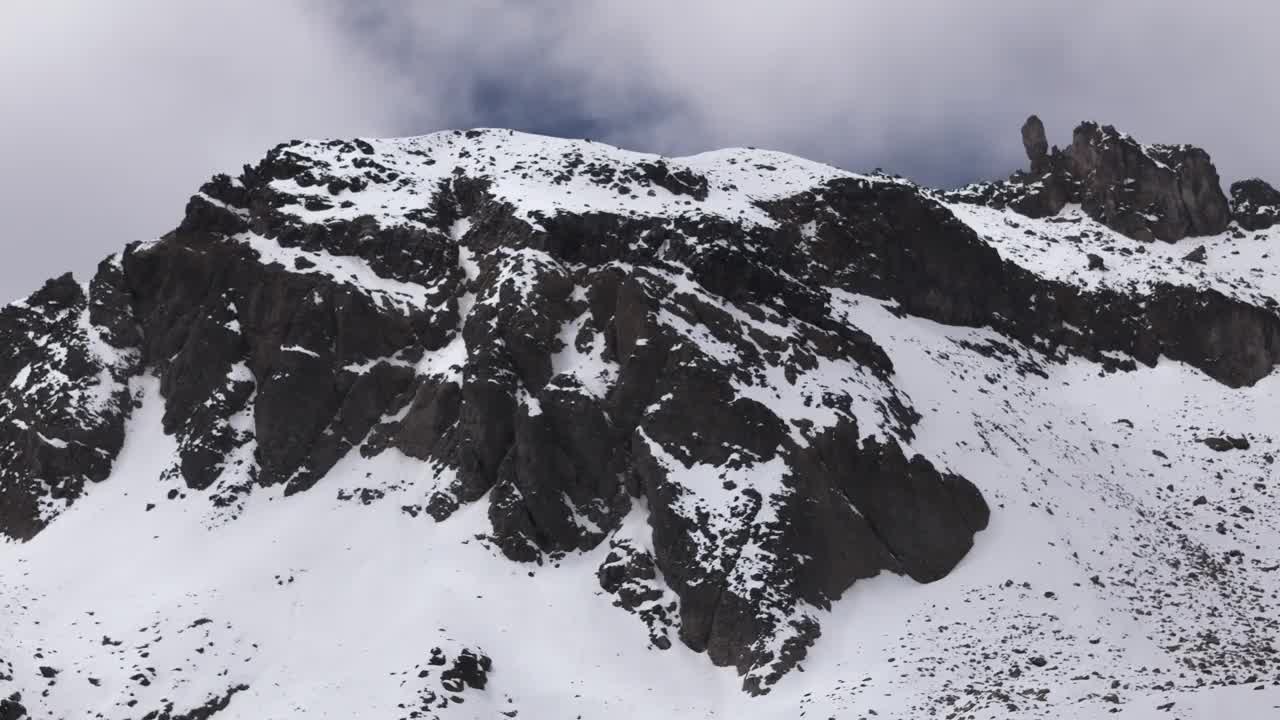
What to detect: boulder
<box><xmin>1230</xmin><ymin>178</ymin><xmax>1280</xmax><ymax>231</ymax></box>
<box><xmin>950</xmin><ymin>117</ymin><xmax>1234</xmax><ymax>243</ymax></box>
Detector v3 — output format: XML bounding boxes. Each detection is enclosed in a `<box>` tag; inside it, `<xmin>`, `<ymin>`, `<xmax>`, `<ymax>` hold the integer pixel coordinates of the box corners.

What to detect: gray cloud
<box><xmin>3</xmin><ymin>0</ymin><xmax>1278</xmax><ymax>300</ymax></box>
<box><xmin>0</xmin><ymin>1</ymin><xmax>406</xmax><ymax>299</ymax></box>
<box><xmin>439</xmin><ymin>0</ymin><xmax>1278</xmax><ymax>185</ymax></box>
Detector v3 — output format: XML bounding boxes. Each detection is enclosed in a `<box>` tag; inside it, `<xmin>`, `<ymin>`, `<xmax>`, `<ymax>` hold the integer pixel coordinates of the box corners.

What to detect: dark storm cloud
<box><xmin>3</xmin><ymin>1</ymin><xmax>1278</xmax><ymax>300</ymax></box>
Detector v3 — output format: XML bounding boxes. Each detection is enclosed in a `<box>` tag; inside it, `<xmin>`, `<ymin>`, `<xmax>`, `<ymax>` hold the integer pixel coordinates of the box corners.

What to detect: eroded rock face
<box><xmin>135</xmin><ymin>684</ymin><xmax>248</xmax><ymax>720</ymax></box>
<box><xmin>0</xmin><ymin>270</ymin><xmax>137</xmax><ymax>540</ymax></box>
<box><xmin>951</xmin><ymin>116</ymin><xmax>1233</xmax><ymax>242</ymax></box>
<box><xmin>0</xmin><ymin>695</ymin><xmax>26</xmax><ymax>720</ymax></box>
<box><xmin>1230</xmin><ymin>178</ymin><xmax>1280</xmax><ymax>231</ymax></box>
<box><xmin>1065</xmin><ymin>122</ymin><xmax>1231</xmax><ymax>242</ymax></box>
<box><xmin>119</xmin><ymin>158</ymin><xmax>461</xmax><ymax>506</ymax></box>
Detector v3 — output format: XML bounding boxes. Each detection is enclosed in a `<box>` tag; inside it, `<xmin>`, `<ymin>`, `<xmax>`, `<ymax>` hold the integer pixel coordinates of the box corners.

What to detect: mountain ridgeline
<box><xmin>3</xmin><ymin>117</ymin><xmax>1280</xmax><ymax>717</ymax></box>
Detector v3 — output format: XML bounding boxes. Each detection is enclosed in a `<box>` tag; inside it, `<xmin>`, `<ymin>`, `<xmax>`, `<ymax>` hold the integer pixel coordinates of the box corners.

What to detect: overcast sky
<box><xmin>3</xmin><ymin>1</ymin><xmax>1278</xmax><ymax>300</ymax></box>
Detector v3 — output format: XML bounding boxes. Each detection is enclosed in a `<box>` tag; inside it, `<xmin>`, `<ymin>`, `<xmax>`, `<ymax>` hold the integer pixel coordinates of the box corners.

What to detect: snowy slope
<box><xmin>3</xmin><ymin>124</ymin><xmax>1280</xmax><ymax>720</ymax></box>
<box><xmin>253</xmin><ymin>129</ymin><xmax>871</xmax><ymax>229</ymax></box>
<box><xmin>946</xmin><ymin>202</ymin><xmax>1280</xmax><ymax>308</ymax></box>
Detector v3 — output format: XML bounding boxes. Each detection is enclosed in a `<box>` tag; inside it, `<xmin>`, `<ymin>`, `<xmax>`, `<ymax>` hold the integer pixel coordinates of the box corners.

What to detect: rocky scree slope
<box><xmin>2</xmin><ymin>120</ymin><xmax>1280</xmax><ymax>719</ymax></box>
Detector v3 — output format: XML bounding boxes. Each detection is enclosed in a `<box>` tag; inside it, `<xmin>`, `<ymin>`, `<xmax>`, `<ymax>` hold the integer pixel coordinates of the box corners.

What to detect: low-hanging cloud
<box><xmin>3</xmin><ymin>0</ymin><xmax>1278</xmax><ymax>299</ymax></box>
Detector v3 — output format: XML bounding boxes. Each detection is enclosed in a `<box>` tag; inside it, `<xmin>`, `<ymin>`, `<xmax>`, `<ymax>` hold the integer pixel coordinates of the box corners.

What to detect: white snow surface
<box><xmin>266</xmin><ymin>128</ymin><xmax>884</xmax><ymax>232</ymax></box>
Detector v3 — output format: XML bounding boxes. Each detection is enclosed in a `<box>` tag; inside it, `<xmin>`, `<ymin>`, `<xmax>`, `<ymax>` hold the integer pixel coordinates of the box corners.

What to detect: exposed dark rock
<box><xmin>287</xmin><ymin>362</ymin><xmax>416</xmax><ymax>495</ymax></box>
<box><xmin>121</xmin><ymin>183</ymin><xmax>453</xmax><ymax>493</ymax></box>
<box><xmin>0</xmin><ymin>696</ymin><xmax>26</xmax><ymax>720</ymax></box>
<box><xmin>439</xmin><ymin>649</ymin><xmax>492</xmax><ymax>692</ymax></box>
<box><xmin>489</xmin><ymin>382</ymin><xmax>630</xmax><ymax>560</ymax></box>
<box><xmin>139</xmin><ymin>684</ymin><xmax>248</xmax><ymax>720</ymax></box>
<box><xmin>397</xmin><ymin>647</ymin><xmax>495</xmax><ymax>717</ymax></box>
<box><xmin>597</xmin><ymin>538</ymin><xmax>678</xmax><ymax>649</ymax></box>
<box><xmin>633</xmin><ymin>160</ymin><xmax>710</xmax><ymax>201</ymax></box>
<box><xmin>1183</xmin><ymin>245</ymin><xmax>1207</xmax><ymax>264</ymax></box>
<box><xmin>951</xmin><ymin>117</ymin><xmax>1232</xmax><ymax>242</ymax></box>
<box><xmin>1064</xmin><ymin>121</ymin><xmax>1231</xmax><ymax>241</ymax></box>
<box><xmin>0</xmin><ymin>270</ymin><xmax>137</xmax><ymax>539</ymax></box>
<box><xmin>1230</xmin><ymin>178</ymin><xmax>1280</xmax><ymax>231</ymax></box>
<box><xmin>7</xmin><ymin>124</ymin><xmax>1279</xmax><ymax>702</ymax></box>
<box><xmin>88</xmin><ymin>252</ymin><xmax>143</xmax><ymax>349</ymax></box>
<box><xmin>632</xmin><ymin>406</ymin><xmax>987</xmax><ymax>692</ymax></box>
<box><xmin>769</xmin><ymin>177</ymin><xmax>1280</xmax><ymax>388</ymax></box>
<box><xmin>1021</xmin><ymin>115</ymin><xmax>1051</xmax><ymax>174</ymax></box>
<box><xmin>815</xmin><ymin>430</ymin><xmax>990</xmax><ymax>584</ymax></box>
<box><xmin>1203</xmin><ymin>436</ymin><xmax>1249</xmax><ymax>452</ymax></box>
<box><xmin>945</xmin><ymin>173</ymin><xmax>1071</xmax><ymax>219</ymax></box>
<box><xmin>378</xmin><ymin>379</ymin><xmax>461</xmax><ymax>463</ymax></box>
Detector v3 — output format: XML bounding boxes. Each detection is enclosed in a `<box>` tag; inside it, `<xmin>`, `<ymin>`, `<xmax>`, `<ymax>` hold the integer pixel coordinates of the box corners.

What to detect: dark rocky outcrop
<box><xmin>1064</xmin><ymin>122</ymin><xmax>1231</xmax><ymax>242</ymax></box>
<box><xmin>5</xmin><ymin>124</ymin><xmax>1277</xmax><ymax>696</ymax></box>
<box><xmin>0</xmin><ymin>696</ymin><xmax>25</xmax><ymax>720</ymax></box>
<box><xmin>119</xmin><ymin>150</ymin><xmax>462</xmax><ymax>499</ymax></box>
<box><xmin>143</xmin><ymin>151</ymin><xmax>991</xmax><ymax>691</ymax></box>
<box><xmin>1021</xmin><ymin>115</ymin><xmax>1051</xmax><ymax>174</ymax></box>
<box><xmin>597</xmin><ymin>538</ymin><xmax>679</xmax><ymax>650</ymax></box>
<box><xmin>951</xmin><ymin>116</ymin><xmax>1233</xmax><ymax>242</ymax></box>
<box><xmin>768</xmin><ymin>177</ymin><xmax>1280</xmax><ymax>388</ymax></box>
<box><xmin>396</xmin><ymin>646</ymin><xmax>494</xmax><ymax>716</ymax></box>
<box><xmin>439</xmin><ymin>649</ymin><xmax>492</xmax><ymax>692</ymax></box>
<box><xmin>1203</xmin><ymin>435</ymin><xmax>1250</xmax><ymax>452</ymax></box>
<box><xmin>1183</xmin><ymin>245</ymin><xmax>1207</xmax><ymax>264</ymax></box>
<box><xmin>138</xmin><ymin>684</ymin><xmax>248</xmax><ymax>720</ymax></box>
<box><xmin>633</xmin><ymin>160</ymin><xmax>710</xmax><ymax>201</ymax></box>
<box><xmin>1230</xmin><ymin>178</ymin><xmax>1280</xmax><ymax>231</ymax></box>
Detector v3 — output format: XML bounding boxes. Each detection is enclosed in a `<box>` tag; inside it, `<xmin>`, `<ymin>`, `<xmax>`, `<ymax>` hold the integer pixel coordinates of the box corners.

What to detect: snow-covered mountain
<box><xmin>2</xmin><ymin>117</ymin><xmax>1279</xmax><ymax>719</ymax></box>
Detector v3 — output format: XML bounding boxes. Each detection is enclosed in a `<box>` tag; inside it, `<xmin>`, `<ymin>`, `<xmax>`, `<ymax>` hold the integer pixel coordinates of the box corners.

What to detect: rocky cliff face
<box><xmin>1231</xmin><ymin>177</ymin><xmax>1280</xmax><ymax>230</ymax></box>
<box><xmin>0</xmin><ymin>268</ymin><xmax>136</xmax><ymax>540</ymax></box>
<box><xmin>4</xmin><ymin>122</ymin><xmax>1280</xmax><ymax>718</ymax></box>
<box><xmin>953</xmin><ymin>115</ymin><xmax>1249</xmax><ymax>243</ymax></box>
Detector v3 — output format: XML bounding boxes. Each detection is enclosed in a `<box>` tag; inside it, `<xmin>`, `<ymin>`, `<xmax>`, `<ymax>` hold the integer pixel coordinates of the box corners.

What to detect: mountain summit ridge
<box><xmin>2</xmin><ymin>119</ymin><xmax>1280</xmax><ymax>719</ymax></box>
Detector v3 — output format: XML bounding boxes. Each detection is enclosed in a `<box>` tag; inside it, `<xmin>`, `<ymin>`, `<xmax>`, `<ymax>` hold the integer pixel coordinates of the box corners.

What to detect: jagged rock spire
<box><xmin>958</xmin><ymin>116</ymin><xmax>1237</xmax><ymax>243</ymax></box>
<box><xmin>1021</xmin><ymin>115</ymin><xmax>1050</xmax><ymax>174</ymax></box>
